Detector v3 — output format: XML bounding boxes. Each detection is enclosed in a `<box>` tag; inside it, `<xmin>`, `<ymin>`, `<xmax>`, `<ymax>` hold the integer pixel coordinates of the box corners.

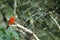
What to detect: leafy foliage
<box><xmin>0</xmin><ymin>0</ymin><xmax>60</xmax><ymax>40</ymax></box>
<box><xmin>0</xmin><ymin>27</ymin><xmax>19</xmax><ymax>40</ymax></box>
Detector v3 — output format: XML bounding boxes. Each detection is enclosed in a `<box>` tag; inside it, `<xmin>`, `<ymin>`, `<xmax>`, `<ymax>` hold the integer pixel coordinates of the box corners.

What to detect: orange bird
<box><xmin>6</xmin><ymin>16</ymin><xmax>15</xmax><ymax>29</ymax></box>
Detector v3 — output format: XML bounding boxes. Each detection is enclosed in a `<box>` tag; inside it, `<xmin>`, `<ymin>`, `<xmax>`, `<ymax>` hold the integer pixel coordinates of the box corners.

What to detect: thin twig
<box><xmin>9</xmin><ymin>23</ymin><xmax>40</xmax><ymax>40</ymax></box>
<box><xmin>50</xmin><ymin>15</ymin><xmax>60</xmax><ymax>29</ymax></box>
<box><xmin>14</xmin><ymin>0</ymin><xmax>18</xmax><ymax>18</ymax></box>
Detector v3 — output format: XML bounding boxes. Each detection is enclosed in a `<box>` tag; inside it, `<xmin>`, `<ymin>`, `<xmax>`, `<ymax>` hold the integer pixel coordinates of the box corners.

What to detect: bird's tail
<box><xmin>6</xmin><ymin>25</ymin><xmax>9</xmax><ymax>29</ymax></box>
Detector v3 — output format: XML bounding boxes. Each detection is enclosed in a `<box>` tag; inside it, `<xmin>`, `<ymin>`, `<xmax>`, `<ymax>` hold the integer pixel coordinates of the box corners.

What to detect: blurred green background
<box><xmin>0</xmin><ymin>0</ymin><xmax>60</xmax><ymax>40</ymax></box>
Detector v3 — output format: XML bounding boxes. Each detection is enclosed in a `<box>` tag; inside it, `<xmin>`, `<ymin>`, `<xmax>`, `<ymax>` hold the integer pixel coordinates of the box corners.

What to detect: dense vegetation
<box><xmin>0</xmin><ymin>0</ymin><xmax>60</xmax><ymax>40</ymax></box>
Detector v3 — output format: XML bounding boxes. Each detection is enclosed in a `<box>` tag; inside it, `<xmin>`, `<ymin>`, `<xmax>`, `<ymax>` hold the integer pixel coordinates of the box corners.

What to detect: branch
<box><xmin>50</xmin><ymin>15</ymin><xmax>60</xmax><ymax>29</ymax></box>
<box><xmin>9</xmin><ymin>23</ymin><xmax>40</xmax><ymax>40</ymax></box>
<box><xmin>14</xmin><ymin>0</ymin><xmax>18</xmax><ymax>18</ymax></box>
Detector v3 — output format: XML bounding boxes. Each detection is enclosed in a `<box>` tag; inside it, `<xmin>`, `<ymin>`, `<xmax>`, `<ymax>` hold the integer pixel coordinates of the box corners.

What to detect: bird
<box><xmin>6</xmin><ymin>16</ymin><xmax>15</xmax><ymax>29</ymax></box>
